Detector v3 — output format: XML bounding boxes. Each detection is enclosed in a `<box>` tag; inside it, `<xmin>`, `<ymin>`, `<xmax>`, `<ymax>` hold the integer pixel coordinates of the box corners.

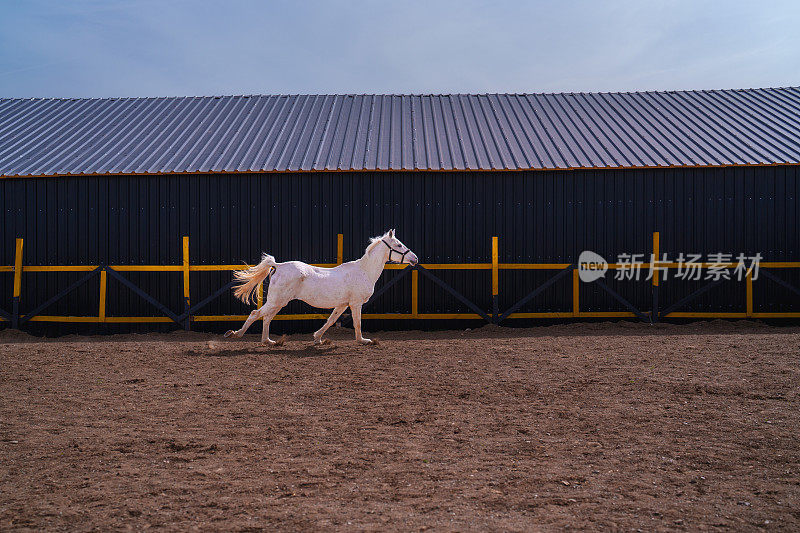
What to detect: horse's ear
<box><xmin>388</xmin><ymin>228</ymin><xmax>395</xmax><ymax>238</ymax></box>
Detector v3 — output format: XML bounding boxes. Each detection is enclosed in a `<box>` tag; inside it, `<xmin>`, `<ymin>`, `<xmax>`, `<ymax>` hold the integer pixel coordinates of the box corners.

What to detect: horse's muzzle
<box><xmin>408</xmin><ymin>252</ymin><xmax>419</xmax><ymax>266</ymax></box>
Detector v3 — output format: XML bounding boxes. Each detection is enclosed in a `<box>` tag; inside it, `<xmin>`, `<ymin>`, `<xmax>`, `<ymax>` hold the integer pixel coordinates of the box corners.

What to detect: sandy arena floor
<box><xmin>1</xmin><ymin>321</ymin><xmax>799</xmax><ymax>531</ymax></box>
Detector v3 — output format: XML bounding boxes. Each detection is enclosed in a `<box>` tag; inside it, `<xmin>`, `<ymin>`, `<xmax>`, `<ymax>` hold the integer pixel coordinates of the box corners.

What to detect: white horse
<box><xmin>224</xmin><ymin>229</ymin><xmax>418</xmax><ymax>345</ymax></box>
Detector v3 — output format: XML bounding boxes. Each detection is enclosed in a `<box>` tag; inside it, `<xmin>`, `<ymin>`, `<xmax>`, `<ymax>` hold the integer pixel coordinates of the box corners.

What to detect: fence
<box><xmin>1</xmin><ymin>232</ymin><xmax>799</xmax><ymax>330</ymax></box>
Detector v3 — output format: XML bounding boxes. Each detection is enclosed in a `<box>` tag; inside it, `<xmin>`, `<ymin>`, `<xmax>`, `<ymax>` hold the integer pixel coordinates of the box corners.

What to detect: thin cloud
<box><xmin>0</xmin><ymin>0</ymin><xmax>798</xmax><ymax>97</ymax></box>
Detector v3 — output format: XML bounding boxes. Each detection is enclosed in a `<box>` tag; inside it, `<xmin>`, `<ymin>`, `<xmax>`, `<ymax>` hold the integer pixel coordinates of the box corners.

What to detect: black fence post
<box><xmin>652</xmin><ymin>284</ymin><xmax>659</xmax><ymax>324</ymax></box>
<box><xmin>11</xmin><ymin>297</ymin><xmax>19</xmax><ymax>329</ymax></box>
<box><xmin>183</xmin><ymin>299</ymin><xmax>191</xmax><ymax>330</ymax></box>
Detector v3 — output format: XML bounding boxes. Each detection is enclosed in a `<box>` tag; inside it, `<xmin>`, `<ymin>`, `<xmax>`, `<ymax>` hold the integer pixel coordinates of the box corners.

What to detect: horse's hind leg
<box><xmin>224</xmin><ymin>306</ymin><xmax>264</xmax><ymax>338</ymax></box>
<box><xmin>225</xmin><ymin>284</ymin><xmax>289</xmax><ymax>340</ymax></box>
<box><xmin>258</xmin><ymin>283</ymin><xmax>297</xmax><ymax>345</ymax></box>
<box><xmin>225</xmin><ymin>270</ymin><xmax>296</xmax><ymax>342</ymax></box>
<box><xmin>313</xmin><ymin>304</ymin><xmax>347</xmax><ymax>344</ymax></box>
<box><xmin>261</xmin><ymin>300</ymin><xmax>295</xmax><ymax>345</ymax></box>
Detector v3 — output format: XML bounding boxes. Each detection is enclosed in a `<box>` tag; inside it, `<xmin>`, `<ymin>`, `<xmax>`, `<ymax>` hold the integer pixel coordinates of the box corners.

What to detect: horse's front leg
<box><xmin>349</xmin><ymin>303</ymin><xmax>374</xmax><ymax>345</ymax></box>
<box><xmin>313</xmin><ymin>304</ymin><xmax>347</xmax><ymax>344</ymax></box>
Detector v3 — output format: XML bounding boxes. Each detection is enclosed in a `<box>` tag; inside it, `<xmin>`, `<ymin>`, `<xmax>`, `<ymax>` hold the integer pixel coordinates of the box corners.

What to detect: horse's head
<box><xmin>381</xmin><ymin>229</ymin><xmax>418</xmax><ymax>266</ymax></box>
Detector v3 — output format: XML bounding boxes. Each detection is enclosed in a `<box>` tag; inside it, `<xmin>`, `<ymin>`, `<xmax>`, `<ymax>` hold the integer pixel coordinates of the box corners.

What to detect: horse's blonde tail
<box><xmin>232</xmin><ymin>253</ymin><xmax>277</xmax><ymax>305</ymax></box>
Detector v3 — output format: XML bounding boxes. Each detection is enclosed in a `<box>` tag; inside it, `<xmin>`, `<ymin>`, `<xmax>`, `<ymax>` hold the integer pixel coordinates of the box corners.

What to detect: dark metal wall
<box><xmin>1</xmin><ymin>166</ymin><xmax>798</xmax><ymax>334</ymax></box>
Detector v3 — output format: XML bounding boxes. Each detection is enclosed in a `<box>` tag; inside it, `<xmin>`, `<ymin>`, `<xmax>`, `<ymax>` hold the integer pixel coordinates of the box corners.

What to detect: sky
<box><xmin>0</xmin><ymin>0</ymin><xmax>798</xmax><ymax>98</ymax></box>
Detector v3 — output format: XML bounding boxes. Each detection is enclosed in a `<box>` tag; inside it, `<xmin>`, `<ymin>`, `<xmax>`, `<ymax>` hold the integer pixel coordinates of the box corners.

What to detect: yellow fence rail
<box><xmin>2</xmin><ymin>233</ymin><xmax>800</xmax><ymax>325</ymax></box>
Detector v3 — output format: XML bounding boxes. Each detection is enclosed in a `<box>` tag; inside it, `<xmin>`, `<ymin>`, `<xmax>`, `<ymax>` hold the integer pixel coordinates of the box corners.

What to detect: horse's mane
<box><xmin>365</xmin><ymin>230</ymin><xmax>392</xmax><ymax>254</ymax></box>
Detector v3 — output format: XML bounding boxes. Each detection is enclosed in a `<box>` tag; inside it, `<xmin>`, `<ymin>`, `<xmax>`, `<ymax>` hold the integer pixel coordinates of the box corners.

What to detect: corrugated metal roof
<box><xmin>1</xmin><ymin>88</ymin><xmax>799</xmax><ymax>177</ymax></box>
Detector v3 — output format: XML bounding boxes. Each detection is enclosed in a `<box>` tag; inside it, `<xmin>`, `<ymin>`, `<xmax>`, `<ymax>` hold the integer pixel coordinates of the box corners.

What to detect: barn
<box><xmin>1</xmin><ymin>88</ymin><xmax>799</xmax><ymax>334</ymax></box>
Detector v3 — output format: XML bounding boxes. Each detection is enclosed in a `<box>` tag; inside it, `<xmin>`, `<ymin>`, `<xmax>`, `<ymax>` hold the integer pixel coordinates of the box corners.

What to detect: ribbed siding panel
<box><xmin>1</xmin><ymin>89</ymin><xmax>800</xmax><ymax>177</ymax></box>
<box><xmin>1</xmin><ymin>167</ymin><xmax>798</xmax><ymax>334</ymax></box>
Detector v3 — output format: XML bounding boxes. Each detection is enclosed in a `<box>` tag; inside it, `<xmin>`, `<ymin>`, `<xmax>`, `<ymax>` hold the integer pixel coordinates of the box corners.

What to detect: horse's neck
<box><xmin>359</xmin><ymin>244</ymin><xmax>388</xmax><ymax>283</ymax></box>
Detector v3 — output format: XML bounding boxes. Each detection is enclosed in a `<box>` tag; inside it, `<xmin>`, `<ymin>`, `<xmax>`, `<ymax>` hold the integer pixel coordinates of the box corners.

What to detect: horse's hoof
<box><xmin>274</xmin><ymin>334</ymin><xmax>287</xmax><ymax>346</ymax></box>
<box><xmin>369</xmin><ymin>337</ymin><xmax>379</xmax><ymax>346</ymax></box>
<box><xmin>320</xmin><ymin>338</ymin><xmax>331</xmax><ymax>345</ymax></box>
<box><xmin>223</xmin><ymin>330</ymin><xmax>235</xmax><ymax>338</ymax></box>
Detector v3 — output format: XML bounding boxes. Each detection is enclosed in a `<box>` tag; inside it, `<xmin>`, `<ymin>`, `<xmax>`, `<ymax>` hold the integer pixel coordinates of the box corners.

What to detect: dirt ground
<box><xmin>1</xmin><ymin>321</ymin><xmax>799</xmax><ymax>532</ymax></box>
